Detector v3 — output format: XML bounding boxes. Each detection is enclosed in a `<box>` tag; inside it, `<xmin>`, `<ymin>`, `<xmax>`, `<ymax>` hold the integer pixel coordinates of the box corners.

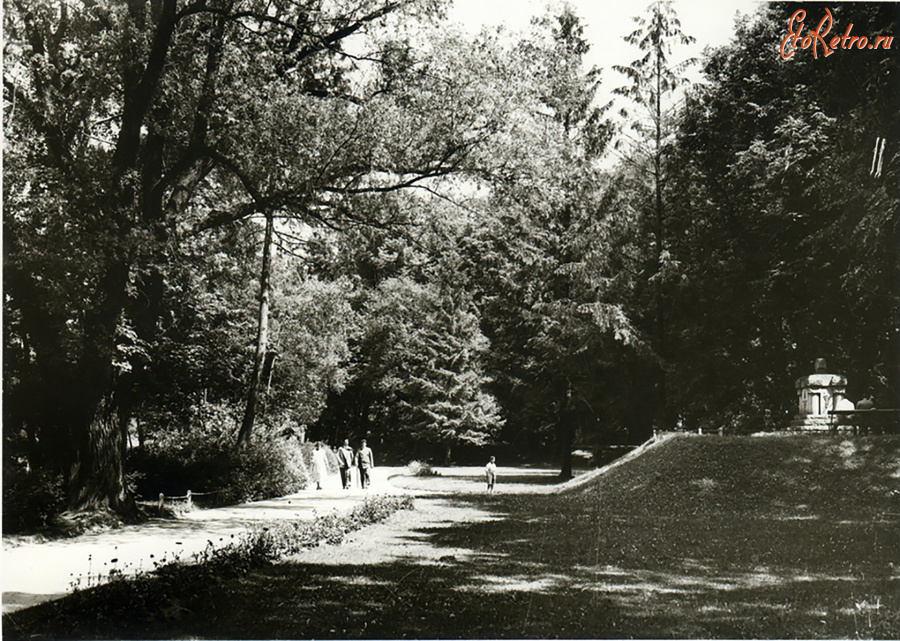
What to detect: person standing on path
<box><xmin>312</xmin><ymin>442</ymin><xmax>329</xmax><ymax>490</ymax></box>
<box><xmin>337</xmin><ymin>439</ymin><xmax>356</xmax><ymax>489</ymax></box>
<box><xmin>485</xmin><ymin>456</ymin><xmax>497</xmax><ymax>493</ymax></box>
<box><xmin>357</xmin><ymin>440</ymin><xmax>374</xmax><ymax>489</ymax></box>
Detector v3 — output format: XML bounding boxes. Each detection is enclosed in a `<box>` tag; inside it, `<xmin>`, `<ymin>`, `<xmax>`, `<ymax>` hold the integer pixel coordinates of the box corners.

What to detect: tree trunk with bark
<box><xmin>558</xmin><ymin>382</ymin><xmax>575</xmax><ymax>480</ymax></box>
<box><xmin>236</xmin><ymin>212</ymin><xmax>275</xmax><ymax>447</ymax></box>
<box><xmin>67</xmin><ymin>391</ymin><xmax>138</xmax><ymax>518</ymax></box>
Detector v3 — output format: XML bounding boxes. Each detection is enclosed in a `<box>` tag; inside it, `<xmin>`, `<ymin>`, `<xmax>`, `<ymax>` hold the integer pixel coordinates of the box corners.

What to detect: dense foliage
<box><xmin>2</xmin><ymin>0</ymin><xmax>517</xmax><ymax>517</ymax></box>
<box><xmin>127</xmin><ymin>418</ymin><xmax>323</xmax><ymax>507</ymax></box>
<box><xmin>3</xmin><ymin>0</ymin><xmax>897</xmax><ymax>527</ymax></box>
<box><xmin>661</xmin><ymin>2</ymin><xmax>900</xmax><ymax>430</ymax></box>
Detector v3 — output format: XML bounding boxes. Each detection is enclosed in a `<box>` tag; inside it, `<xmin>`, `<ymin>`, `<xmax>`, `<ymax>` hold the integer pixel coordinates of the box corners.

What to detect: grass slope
<box><xmin>551</xmin><ymin>434</ymin><xmax>900</xmax><ymax>638</ymax></box>
<box><xmin>5</xmin><ymin>434</ymin><xmax>899</xmax><ymax>639</ymax></box>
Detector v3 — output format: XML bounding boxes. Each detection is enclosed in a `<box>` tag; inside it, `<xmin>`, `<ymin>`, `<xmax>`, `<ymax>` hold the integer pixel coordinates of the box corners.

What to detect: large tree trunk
<box><xmin>65</xmin><ymin>261</ymin><xmax>139</xmax><ymax>517</ymax></box>
<box><xmin>236</xmin><ymin>213</ymin><xmax>275</xmax><ymax>447</ymax></box>
<box><xmin>67</xmin><ymin>392</ymin><xmax>138</xmax><ymax>518</ymax></box>
<box><xmin>8</xmin><ymin>237</ymin><xmax>140</xmax><ymax>517</ymax></box>
<box><xmin>59</xmin><ymin>0</ymin><xmax>178</xmax><ymax>516</ymax></box>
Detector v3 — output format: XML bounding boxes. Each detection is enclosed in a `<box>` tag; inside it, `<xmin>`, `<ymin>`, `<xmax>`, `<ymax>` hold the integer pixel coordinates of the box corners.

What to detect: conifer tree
<box><xmin>612</xmin><ymin>0</ymin><xmax>695</xmax><ymax>430</ymax></box>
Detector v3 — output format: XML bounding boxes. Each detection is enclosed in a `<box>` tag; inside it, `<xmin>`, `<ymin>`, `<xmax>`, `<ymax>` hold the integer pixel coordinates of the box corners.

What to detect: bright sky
<box><xmin>448</xmin><ymin>0</ymin><xmax>765</xmax><ymax>165</ymax></box>
<box><xmin>449</xmin><ymin>0</ymin><xmax>765</xmax><ymax>90</ymax></box>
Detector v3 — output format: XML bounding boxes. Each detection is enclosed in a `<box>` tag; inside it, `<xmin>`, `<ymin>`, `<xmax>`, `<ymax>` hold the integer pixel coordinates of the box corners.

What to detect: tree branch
<box><xmin>190</xmin><ymin>201</ymin><xmax>264</xmax><ymax>234</ymax></box>
<box><xmin>3</xmin><ymin>76</ymin><xmax>72</xmax><ymax>168</ymax></box>
<box><xmin>292</xmin><ymin>2</ymin><xmax>405</xmax><ymax>65</ymax></box>
<box><xmin>112</xmin><ymin>0</ymin><xmax>178</xmax><ymax>170</ymax></box>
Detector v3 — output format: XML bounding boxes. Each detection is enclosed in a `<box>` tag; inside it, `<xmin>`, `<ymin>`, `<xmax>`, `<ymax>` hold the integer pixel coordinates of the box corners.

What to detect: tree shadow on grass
<box><xmin>202</xmin><ymin>560</ymin><xmax>629</xmax><ymax>639</ymax></box>
<box><xmin>386</xmin><ymin>493</ymin><xmax>900</xmax><ymax>639</ymax></box>
<box><xmin>5</xmin><ymin>492</ymin><xmax>898</xmax><ymax>640</ymax></box>
<box><xmin>3</xmin><ymin>557</ymin><xmax>627</xmax><ymax>640</ymax></box>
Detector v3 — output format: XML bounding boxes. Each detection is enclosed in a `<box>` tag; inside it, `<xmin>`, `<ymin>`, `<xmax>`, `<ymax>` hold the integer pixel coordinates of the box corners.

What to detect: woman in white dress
<box><xmin>312</xmin><ymin>442</ymin><xmax>329</xmax><ymax>490</ymax></box>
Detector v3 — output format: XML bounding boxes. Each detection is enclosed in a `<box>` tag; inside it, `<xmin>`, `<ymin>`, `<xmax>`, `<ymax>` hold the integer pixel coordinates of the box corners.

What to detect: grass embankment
<box><xmin>5</xmin><ymin>434</ymin><xmax>899</xmax><ymax>639</ymax></box>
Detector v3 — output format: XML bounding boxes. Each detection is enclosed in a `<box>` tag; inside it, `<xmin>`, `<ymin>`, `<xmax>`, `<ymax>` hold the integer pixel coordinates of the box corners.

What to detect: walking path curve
<box><xmin>2</xmin><ymin>439</ymin><xmax>663</xmax><ymax>616</ymax></box>
<box><xmin>2</xmin><ymin>467</ymin><xmax>405</xmax><ymax>615</ymax></box>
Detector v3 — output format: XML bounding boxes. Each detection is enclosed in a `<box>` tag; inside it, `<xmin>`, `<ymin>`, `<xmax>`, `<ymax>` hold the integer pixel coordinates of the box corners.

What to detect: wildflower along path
<box><xmin>1</xmin><ymin>467</ymin><xmax>400</xmax><ymax>614</ymax></box>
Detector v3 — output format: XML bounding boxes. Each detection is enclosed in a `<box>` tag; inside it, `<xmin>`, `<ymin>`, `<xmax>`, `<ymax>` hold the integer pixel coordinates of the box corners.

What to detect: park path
<box><xmin>2</xmin><ymin>439</ymin><xmax>665</xmax><ymax>616</ymax></box>
<box><xmin>1</xmin><ymin>467</ymin><xmax>407</xmax><ymax>615</ymax></box>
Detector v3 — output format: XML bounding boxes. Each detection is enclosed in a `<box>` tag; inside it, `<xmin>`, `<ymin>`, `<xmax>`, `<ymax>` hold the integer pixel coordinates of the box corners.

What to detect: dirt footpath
<box><xmin>1</xmin><ymin>467</ymin><xmax>406</xmax><ymax>614</ymax></box>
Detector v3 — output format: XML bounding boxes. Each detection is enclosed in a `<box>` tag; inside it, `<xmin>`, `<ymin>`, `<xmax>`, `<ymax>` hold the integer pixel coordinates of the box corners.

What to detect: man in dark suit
<box><xmin>337</xmin><ymin>439</ymin><xmax>355</xmax><ymax>489</ymax></box>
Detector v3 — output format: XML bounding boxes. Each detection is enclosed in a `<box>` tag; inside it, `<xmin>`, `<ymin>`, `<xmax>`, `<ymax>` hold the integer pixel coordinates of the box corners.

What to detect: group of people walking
<box><xmin>314</xmin><ymin>439</ymin><xmax>499</xmax><ymax>493</ymax></box>
<box><xmin>311</xmin><ymin>439</ymin><xmax>375</xmax><ymax>490</ymax></box>
<box><xmin>336</xmin><ymin>439</ymin><xmax>375</xmax><ymax>489</ymax></box>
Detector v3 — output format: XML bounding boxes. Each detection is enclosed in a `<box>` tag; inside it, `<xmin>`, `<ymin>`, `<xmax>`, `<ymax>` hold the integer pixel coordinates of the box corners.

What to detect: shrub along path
<box><xmin>5</xmin><ymin>433</ymin><xmax>900</xmax><ymax>639</ymax></box>
<box><xmin>1</xmin><ymin>466</ymin><xmax>402</xmax><ymax>615</ymax></box>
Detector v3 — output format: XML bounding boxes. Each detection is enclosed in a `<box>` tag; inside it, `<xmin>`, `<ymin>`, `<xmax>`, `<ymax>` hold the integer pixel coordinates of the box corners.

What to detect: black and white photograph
<box><xmin>2</xmin><ymin>0</ymin><xmax>898</xmax><ymax>638</ymax></box>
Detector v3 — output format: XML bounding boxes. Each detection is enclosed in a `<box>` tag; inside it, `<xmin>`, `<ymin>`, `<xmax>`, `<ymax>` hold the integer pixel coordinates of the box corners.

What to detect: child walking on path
<box><xmin>485</xmin><ymin>456</ymin><xmax>497</xmax><ymax>493</ymax></box>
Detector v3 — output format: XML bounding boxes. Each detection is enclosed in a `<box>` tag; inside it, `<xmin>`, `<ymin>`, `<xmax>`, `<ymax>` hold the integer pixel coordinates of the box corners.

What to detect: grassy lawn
<box><xmin>5</xmin><ymin>434</ymin><xmax>899</xmax><ymax>639</ymax></box>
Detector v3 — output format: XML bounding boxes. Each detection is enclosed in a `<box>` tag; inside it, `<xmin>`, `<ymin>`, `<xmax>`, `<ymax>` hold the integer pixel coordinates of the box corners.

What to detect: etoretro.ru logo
<box><xmin>780</xmin><ymin>8</ymin><xmax>893</xmax><ymax>60</ymax></box>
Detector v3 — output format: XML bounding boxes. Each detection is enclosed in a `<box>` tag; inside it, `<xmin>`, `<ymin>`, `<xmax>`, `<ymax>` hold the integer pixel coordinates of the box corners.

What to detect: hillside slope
<box><xmin>543</xmin><ymin>433</ymin><xmax>900</xmax><ymax>637</ymax></box>
<box><xmin>574</xmin><ymin>433</ymin><xmax>899</xmax><ymax>520</ymax></box>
